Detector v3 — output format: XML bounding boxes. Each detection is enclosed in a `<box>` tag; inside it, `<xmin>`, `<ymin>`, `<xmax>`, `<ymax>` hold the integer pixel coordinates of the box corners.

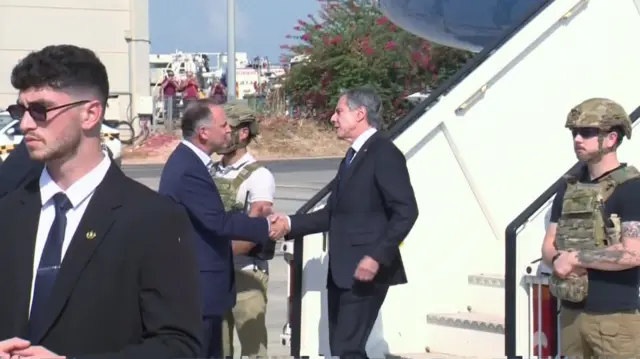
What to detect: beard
<box><xmin>216</xmin><ymin>148</ymin><xmax>235</xmax><ymax>155</ymax></box>
<box><xmin>215</xmin><ymin>143</ymin><xmax>235</xmax><ymax>155</ymax></box>
<box><xmin>211</xmin><ymin>140</ymin><xmax>230</xmax><ymax>154</ymax></box>
<box><xmin>574</xmin><ymin>148</ymin><xmax>600</xmax><ymax>163</ymax></box>
<box><xmin>214</xmin><ymin>132</ymin><xmax>238</xmax><ymax>154</ymax></box>
<box><xmin>26</xmin><ymin>129</ymin><xmax>81</xmax><ymax>163</ymax></box>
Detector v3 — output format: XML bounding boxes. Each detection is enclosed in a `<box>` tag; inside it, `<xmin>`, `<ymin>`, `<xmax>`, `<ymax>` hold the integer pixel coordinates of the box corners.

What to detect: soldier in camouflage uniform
<box><xmin>542</xmin><ymin>98</ymin><xmax>640</xmax><ymax>357</ymax></box>
<box><xmin>211</xmin><ymin>103</ymin><xmax>276</xmax><ymax>358</ymax></box>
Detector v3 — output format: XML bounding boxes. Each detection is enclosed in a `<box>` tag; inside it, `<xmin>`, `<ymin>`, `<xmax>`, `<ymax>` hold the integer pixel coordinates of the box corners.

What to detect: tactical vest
<box><xmin>212</xmin><ymin>161</ymin><xmax>276</xmax><ymax>261</ymax></box>
<box><xmin>549</xmin><ymin>165</ymin><xmax>640</xmax><ymax>302</ymax></box>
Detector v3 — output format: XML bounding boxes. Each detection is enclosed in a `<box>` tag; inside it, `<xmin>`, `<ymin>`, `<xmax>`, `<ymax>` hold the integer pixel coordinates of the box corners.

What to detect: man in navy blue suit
<box><xmin>158</xmin><ymin>99</ymin><xmax>287</xmax><ymax>358</ymax></box>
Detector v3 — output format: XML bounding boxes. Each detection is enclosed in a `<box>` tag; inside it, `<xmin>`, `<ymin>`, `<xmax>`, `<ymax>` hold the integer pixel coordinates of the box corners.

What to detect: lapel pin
<box><xmin>86</xmin><ymin>230</ymin><xmax>97</xmax><ymax>240</ymax></box>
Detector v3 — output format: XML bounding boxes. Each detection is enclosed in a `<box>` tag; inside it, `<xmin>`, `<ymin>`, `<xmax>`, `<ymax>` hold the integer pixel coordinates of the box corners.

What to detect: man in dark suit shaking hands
<box><xmin>159</xmin><ymin>99</ymin><xmax>287</xmax><ymax>358</ymax></box>
<box><xmin>0</xmin><ymin>45</ymin><xmax>202</xmax><ymax>359</ymax></box>
<box><xmin>274</xmin><ymin>87</ymin><xmax>419</xmax><ymax>359</ymax></box>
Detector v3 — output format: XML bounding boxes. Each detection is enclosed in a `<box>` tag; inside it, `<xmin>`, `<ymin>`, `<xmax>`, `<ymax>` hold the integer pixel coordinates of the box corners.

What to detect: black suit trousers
<box><xmin>327</xmin><ymin>271</ymin><xmax>389</xmax><ymax>359</ymax></box>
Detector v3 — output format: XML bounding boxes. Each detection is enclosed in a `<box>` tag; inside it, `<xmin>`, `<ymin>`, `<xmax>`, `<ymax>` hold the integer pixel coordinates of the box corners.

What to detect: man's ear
<box><xmin>81</xmin><ymin>100</ymin><xmax>104</xmax><ymax>131</ymax></box>
<box><xmin>357</xmin><ymin>106</ymin><xmax>368</xmax><ymax>123</ymax></box>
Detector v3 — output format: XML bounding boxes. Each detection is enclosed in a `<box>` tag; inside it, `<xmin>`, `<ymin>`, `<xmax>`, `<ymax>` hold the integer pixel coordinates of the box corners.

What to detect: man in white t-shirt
<box><xmin>213</xmin><ymin>104</ymin><xmax>276</xmax><ymax>358</ymax></box>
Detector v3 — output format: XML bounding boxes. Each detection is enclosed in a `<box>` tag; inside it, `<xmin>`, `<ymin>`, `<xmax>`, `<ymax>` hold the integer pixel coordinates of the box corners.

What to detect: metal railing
<box><xmin>153</xmin><ymin>93</ymin><xmax>182</xmax><ymax>133</ymax></box>
<box><xmin>522</xmin><ymin>267</ymin><xmax>561</xmax><ymax>357</ymax></box>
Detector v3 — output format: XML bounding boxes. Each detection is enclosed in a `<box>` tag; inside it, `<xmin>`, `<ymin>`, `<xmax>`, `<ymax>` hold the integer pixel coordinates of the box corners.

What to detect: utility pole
<box><xmin>227</xmin><ymin>0</ymin><xmax>236</xmax><ymax>101</ymax></box>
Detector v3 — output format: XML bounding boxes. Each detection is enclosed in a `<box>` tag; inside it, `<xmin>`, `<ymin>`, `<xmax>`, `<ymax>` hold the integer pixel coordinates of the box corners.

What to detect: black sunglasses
<box><xmin>7</xmin><ymin>100</ymin><xmax>90</xmax><ymax>122</ymax></box>
<box><xmin>571</xmin><ymin>127</ymin><xmax>602</xmax><ymax>139</ymax></box>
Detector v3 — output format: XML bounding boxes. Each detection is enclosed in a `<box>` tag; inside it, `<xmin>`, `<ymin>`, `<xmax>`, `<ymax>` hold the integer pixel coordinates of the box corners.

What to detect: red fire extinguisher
<box><xmin>532</xmin><ymin>282</ymin><xmax>558</xmax><ymax>358</ymax></box>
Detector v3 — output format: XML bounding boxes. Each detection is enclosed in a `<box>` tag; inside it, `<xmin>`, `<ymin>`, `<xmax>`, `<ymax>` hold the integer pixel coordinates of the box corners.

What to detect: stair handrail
<box><xmin>504</xmin><ymin>105</ymin><xmax>640</xmax><ymax>357</ymax></box>
<box><xmin>287</xmin><ymin>0</ymin><xmax>554</xmax><ymax>356</ymax></box>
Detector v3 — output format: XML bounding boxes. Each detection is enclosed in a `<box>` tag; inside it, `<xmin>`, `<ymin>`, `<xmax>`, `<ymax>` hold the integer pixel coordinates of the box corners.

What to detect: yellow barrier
<box><xmin>0</xmin><ymin>144</ymin><xmax>16</xmax><ymax>155</ymax></box>
<box><xmin>0</xmin><ymin>133</ymin><xmax>117</xmax><ymax>157</ymax></box>
<box><xmin>102</xmin><ymin>133</ymin><xmax>120</xmax><ymax>140</ymax></box>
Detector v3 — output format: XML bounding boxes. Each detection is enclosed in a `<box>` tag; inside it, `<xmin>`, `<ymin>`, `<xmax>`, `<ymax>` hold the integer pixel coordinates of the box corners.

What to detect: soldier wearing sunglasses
<box><xmin>542</xmin><ymin>98</ymin><xmax>640</xmax><ymax>358</ymax></box>
<box><xmin>0</xmin><ymin>45</ymin><xmax>202</xmax><ymax>359</ymax></box>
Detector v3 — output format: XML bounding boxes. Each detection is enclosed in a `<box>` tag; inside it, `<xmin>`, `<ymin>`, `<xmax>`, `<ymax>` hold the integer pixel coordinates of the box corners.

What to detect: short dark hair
<box><xmin>10</xmin><ymin>45</ymin><xmax>109</xmax><ymax>105</ymax></box>
<box><xmin>181</xmin><ymin>99</ymin><xmax>213</xmax><ymax>138</ymax></box>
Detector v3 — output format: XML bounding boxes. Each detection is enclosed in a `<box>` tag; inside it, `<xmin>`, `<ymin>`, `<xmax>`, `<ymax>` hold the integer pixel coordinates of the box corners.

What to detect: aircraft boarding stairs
<box><xmin>284</xmin><ymin>0</ymin><xmax>640</xmax><ymax>357</ymax></box>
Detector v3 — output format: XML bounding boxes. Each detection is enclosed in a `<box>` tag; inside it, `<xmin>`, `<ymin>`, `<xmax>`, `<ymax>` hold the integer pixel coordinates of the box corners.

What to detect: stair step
<box><xmin>467</xmin><ymin>273</ymin><xmax>504</xmax><ymax>288</ymax></box>
<box><xmin>426</xmin><ymin>312</ymin><xmax>505</xmax><ymax>357</ymax></box>
<box><xmin>426</xmin><ymin>312</ymin><xmax>504</xmax><ymax>334</ymax></box>
<box><xmin>466</xmin><ymin>273</ymin><xmax>505</xmax><ymax>317</ymax></box>
<box><xmin>385</xmin><ymin>353</ymin><xmax>467</xmax><ymax>358</ymax></box>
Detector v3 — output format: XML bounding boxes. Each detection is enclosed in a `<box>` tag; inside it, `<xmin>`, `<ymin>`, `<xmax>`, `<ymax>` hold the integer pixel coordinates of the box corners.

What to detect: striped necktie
<box><xmin>28</xmin><ymin>192</ymin><xmax>72</xmax><ymax>340</ymax></box>
<box><xmin>207</xmin><ymin>160</ymin><xmax>216</xmax><ymax>177</ymax></box>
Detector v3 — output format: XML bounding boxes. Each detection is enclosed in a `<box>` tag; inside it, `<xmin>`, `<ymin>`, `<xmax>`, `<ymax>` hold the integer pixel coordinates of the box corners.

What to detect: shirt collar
<box><xmin>39</xmin><ymin>154</ymin><xmax>111</xmax><ymax>208</ymax></box>
<box><xmin>216</xmin><ymin>152</ymin><xmax>255</xmax><ymax>173</ymax></box>
<box><xmin>580</xmin><ymin>163</ymin><xmax>627</xmax><ymax>183</ymax></box>
<box><xmin>182</xmin><ymin>140</ymin><xmax>213</xmax><ymax>166</ymax></box>
<box><xmin>351</xmin><ymin>127</ymin><xmax>377</xmax><ymax>152</ymax></box>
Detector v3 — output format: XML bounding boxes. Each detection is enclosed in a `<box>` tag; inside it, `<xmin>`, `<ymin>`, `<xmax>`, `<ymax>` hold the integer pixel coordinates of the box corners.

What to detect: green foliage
<box><xmin>281</xmin><ymin>0</ymin><xmax>473</xmax><ymax>127</ymax></box>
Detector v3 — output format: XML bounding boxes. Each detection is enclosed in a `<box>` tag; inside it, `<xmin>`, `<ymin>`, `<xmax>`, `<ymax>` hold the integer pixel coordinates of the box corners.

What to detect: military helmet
<box><xmin>565</xmin><ymin>98</ymin><xmax>632</xmax><ymax>139</ymax></box>
<box><xmin>224</xmin><ymin>103</ymin><xmax>259</xmax><ymax>136</ymax></box>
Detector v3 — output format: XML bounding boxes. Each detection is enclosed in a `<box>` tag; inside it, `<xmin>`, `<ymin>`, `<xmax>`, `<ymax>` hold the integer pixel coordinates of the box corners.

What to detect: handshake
<box><xmin>0</xmin><ymin>337</ymin><xmax>62</xmax><ymax>358</ymax></box>
<box><xmin>267</xmin><ymin>213</ymin><xmax>290</xmax><ymax>240</ymax></box>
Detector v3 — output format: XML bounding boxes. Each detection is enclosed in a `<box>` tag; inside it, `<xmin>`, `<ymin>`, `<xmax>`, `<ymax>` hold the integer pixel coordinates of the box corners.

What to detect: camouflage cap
<box><xmin>565</xmin><ymin>98</ymin><xmax>632</xmax><ymax>139</ymax></box>
<box><xmin>223</xmin><ymin>103</ymin><xmax>259</xmax><ymax>135</ymax></box>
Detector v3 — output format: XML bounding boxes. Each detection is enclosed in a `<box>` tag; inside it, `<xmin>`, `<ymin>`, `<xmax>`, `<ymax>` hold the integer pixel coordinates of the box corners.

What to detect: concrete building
<box><xmin>0</xmin><ymin>0</ymin><xmax>151</xmax><ymax>131</ymax></box>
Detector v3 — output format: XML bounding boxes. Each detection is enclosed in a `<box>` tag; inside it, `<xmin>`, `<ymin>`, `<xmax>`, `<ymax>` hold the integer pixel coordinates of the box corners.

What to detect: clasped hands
<box><xmin>552</xmin><ymin>250</ymin><xmax>585</xmax><ymax>279</ymax></box>
<box><xmin>264</xmin><ymin>213</ymin><xmax>380</xmax><ymax>281</ymax></box>
<box><xmin>0</xmin><ymin>337</ymin><xmax>63</xmax><ymax>359</ymax></box>
<box><xmin>267</xmin><ymin>213</ymin><xmax>290</xmax><ymax>240</ymax></box>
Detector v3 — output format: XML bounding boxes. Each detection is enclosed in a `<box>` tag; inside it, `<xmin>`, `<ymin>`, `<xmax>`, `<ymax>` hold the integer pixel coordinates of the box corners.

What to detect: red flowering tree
<box><xmin>281</xmin><ymin>0</ymin><xmax>473</xmax><ymax>127</ymax></box>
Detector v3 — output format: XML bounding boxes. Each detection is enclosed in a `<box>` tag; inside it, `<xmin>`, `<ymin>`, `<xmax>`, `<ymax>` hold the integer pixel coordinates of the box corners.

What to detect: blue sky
<box><xmin>150</xmin><ymin>0</ymin><xmax>321</xmax><ymax>61</ymax></box>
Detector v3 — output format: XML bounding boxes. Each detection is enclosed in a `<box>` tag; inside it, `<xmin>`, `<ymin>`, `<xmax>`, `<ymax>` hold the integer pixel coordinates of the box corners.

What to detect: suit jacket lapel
<box><xmin>338</xmin><ymin>132</ymin><xmax>380</xmax><ymax>192</ymax></box>
<box><xmin>34</xmin><ymin>164</ymin><xmax>125</xmax><ymax>343</ymax></box>
<box><xmin>6</xmin><ymin>180</ymin><xmax>42</xmax><ymax>337</ymax></box>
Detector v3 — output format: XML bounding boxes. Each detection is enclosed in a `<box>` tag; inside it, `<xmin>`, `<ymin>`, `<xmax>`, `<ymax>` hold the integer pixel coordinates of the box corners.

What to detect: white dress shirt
<box><xmin>182</xmin><ymin>140</ymin><xmax>214</xmax><ymax>168</ymax></box>
<box><xmin>349</xmin><ymin>127</ymin><xmax>377</xmax><ymax>162</ymax></box>
<box><xmin>30</xmin><ymin>154</ymin><xmax>111</xmax><ymax>311</ymax></box>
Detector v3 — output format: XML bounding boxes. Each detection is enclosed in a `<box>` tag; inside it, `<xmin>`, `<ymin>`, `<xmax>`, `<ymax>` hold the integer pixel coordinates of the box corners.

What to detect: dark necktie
<box><xmin>345</xmin><ymin>147</ymin><xmax>356</xmax><ymax>167</ymax></box>
<box><xmin>28</xmin><ymin>192</ymin><xmax>72</xmax><ymax>341</ymax></box>
<box><xmin>337</xmin><ymin>148</ymin><xmax>356</xmax><ymax>191</ymax></box>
